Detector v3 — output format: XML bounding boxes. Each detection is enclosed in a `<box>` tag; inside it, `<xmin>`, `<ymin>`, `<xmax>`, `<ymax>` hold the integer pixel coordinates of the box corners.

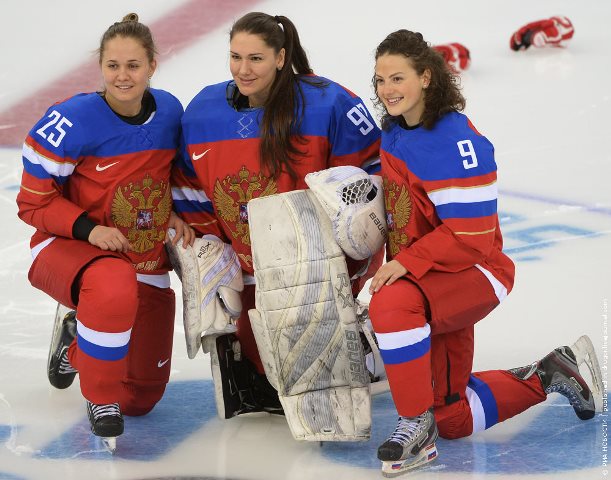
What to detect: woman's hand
<box><xmin>88</xmin><ymin>225</ymin><xmax>130</xmax><ymax>252</ymax></box>
<box><xmin>166</xmin><ymin>211</ymin><xmax>195</xmax><ymax>247</ymax></box>
<box><xmin>368</xmin><ymin>259</ymin><xmax>408</xmax><ymax>295</ymax></box>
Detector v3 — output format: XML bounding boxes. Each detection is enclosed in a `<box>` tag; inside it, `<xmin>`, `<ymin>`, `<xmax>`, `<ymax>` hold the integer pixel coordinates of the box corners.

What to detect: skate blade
<box><xmin>48</xmin><ymin>304</ymin><xmax>72</xmax><ymax>364</ymax></box>
<box><xmin>101</xmin><ymin>436</ymin><xmax>117</xmax><ymax>454</ymax></box>
<box><xmin>381</xmin><ymin>443</ymin><xmax>438</xmax><ymax>477</ymax></box>
<box><xmin>571</xmin><ymin>335</ymin><xmax>605</xmax><ymax>413</ymax></box>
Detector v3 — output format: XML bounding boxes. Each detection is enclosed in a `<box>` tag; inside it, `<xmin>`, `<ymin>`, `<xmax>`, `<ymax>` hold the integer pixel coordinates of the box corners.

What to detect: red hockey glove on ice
<box><xmin>433</xmin><ymin>43</ymin><xmax>471</xmax><ymax>72</ymax></box>
<box><xmin>510</xmin><ymin>16</ymin><xmax>574</xmax><ymax>51</ymax></box>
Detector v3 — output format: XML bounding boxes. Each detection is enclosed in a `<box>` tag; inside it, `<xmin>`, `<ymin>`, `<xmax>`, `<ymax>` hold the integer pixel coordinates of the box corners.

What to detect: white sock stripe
<box><xmin>76</xmin><ymin>320</ymin><xmax>131</xmax><ymax>348</ymax></box>
<box><xmin>375</xmin><ymin>324</ymin><xmax>431</xmax><ymax>350</ymax></box>
<box><xmin>465</xmin><ymin>386</ymin><xmax>486</xmax><ymax>433</ymax></box>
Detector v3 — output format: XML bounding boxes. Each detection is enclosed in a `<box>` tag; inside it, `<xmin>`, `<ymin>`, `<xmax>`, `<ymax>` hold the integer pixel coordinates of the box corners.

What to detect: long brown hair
<box><xmin>230</xmin><ymin>12</ymin><xmax>323</xmax><ymax>179</ymax></box>
<box><xmin>373</xmin><ymin>29</ymin><xmax>465</xmax><ymax>130</ymax></box>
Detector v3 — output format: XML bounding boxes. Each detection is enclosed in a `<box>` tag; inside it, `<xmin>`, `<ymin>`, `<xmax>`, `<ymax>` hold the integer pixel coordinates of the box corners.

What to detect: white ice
<box><xmin>0</xmin><ymin>1</ymin><xmax>609</xmax><ymax>479</ymax></box>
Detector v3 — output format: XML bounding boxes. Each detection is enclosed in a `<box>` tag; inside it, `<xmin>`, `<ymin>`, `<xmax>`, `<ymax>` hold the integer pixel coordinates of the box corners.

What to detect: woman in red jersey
<box><xmin>368</xmin><ymin>29</ymin><xmax>601</xmax><ymax>476</ymax></box>
<box><xmin>173</xmin><ymin>12</ymin><xmax>382</xmax><ymax>416</ymax></box>
<box><xmin>16</xmin><ymin>13</ymin><xmax>194</xmax><ymax>449</ymax></box>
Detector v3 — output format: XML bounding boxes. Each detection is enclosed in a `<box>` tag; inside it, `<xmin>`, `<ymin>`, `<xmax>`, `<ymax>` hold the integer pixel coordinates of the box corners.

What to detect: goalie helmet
<box><xmin>305</xmin><ymin>166</ymin><xmax>387</xmax><ymax>260</ymax></box>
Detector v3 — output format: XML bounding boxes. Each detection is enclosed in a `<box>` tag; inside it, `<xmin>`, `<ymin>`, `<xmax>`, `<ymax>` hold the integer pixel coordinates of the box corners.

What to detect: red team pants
<box><xmin>29</xmin><ymin>238</ymin><xmax>175</xmax><ymax>416</ymax></box>
<box><xmin>369</xmin><ymin>267</ymin><xmax>546</xmax><ymax>439</ymax></box>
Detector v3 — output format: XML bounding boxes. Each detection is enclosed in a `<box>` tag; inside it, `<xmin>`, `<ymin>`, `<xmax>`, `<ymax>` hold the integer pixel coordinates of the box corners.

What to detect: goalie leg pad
<box><xmin>248</xmin><ymin>189</ymin><xmax>372</xmax><ymax>441</ymax></box>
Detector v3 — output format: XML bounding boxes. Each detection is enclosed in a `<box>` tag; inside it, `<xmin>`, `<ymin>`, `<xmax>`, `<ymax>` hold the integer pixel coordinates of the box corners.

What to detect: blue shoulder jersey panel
<box><xmin>384</xmin><ymin>111</ymin><xmax>496</xmax><ymax>181</ymax></box>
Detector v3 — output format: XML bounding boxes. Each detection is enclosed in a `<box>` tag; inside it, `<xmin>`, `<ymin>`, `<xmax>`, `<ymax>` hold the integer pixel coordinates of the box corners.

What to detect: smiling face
<box><xmin>374</xmin><ymin>53</ymin><xmax>430</xmax><ymax>127</ymax></box>
<box><xmin>229</xmin><ymin>31</ymin><xmax>285</xmax><ymax>108</ymax></box>
<box><xmin>100</xmin><ymin>36</ymin><xmax>156</xmax><ymax>117</ymax></box>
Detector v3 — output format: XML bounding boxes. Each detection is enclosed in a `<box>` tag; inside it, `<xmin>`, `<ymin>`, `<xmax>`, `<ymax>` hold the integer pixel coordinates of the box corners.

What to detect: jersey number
<box><xmin>347</xmin><ymin>103</ymin><xmax>374</xmax><ymax>135</ymax></box>
<box><xmin>36</xmin><ymin>110</ymin><xmax>73</xmax><ymax>148</ymax></box>
<box><xmin>457</xmin><ymin>139</ymin><xmax>478</xmax><ymax>169</ymax></box>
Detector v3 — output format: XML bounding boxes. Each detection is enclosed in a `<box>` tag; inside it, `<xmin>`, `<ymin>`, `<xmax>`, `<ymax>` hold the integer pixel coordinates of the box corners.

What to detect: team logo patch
<box><xmin>213</xmin><ymin>165</ymin><xmax>277</xmax><ymax>259</ymax></box>
<box><xmin>383</xmin><ymin>177</ymin><xmax>412</xmax><ymax>256</ymax></box>
<box><xmin>111</xmin><ymin>175</ymin><xmax>171</xmax><ymax>253</ymax></box>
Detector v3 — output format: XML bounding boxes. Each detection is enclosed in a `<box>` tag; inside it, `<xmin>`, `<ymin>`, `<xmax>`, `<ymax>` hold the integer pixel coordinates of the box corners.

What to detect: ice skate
<box><xmin>378</xmin><ymin>408</ymin><xmax>439</xmax><ymax>477</ymax></box>
<box><xmin>86</xmin><ymin>401</ymin><xmax>123</xmax><ymax>453</ymax></box>
<box><xmin>47</xmin><ymin>306</ymin><xmax>78</xmax><ymax>389</ymax></box>
<box><xmin>206</xmin><ymin>334</ymin><xmax>283</xmax><ymax>419</ymax></box>
<box><xmin>509</xmin><ymin>335</ymin><xmax>603</xmax><ymax>420</ymax></box>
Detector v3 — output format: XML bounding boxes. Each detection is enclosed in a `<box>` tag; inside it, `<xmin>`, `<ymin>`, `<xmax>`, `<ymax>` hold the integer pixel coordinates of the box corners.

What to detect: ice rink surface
<box><xmin>0</xmin><ymin>0</ymin><xmax>610</xmax><ymax>479</ymax></box>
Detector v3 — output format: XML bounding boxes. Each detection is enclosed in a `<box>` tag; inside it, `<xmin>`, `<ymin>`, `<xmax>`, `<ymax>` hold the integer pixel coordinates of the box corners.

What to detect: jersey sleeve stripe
<box><xmin>25</xmin><ymin>135</ymin><xmax>77</xmax><ymax>165</ymax></box>
<box><xmin>427</xmin><ymin>182</ymin><xmax>497</xmax><ymax>206</ymax></box>
<box><xmin>20</xmin><ymin>184</ymin><xmax>56</xmax><ymax>196</ymax></box>
<box><xmin>23</xmin><ymin>143</ymin><xmax>76</xmax><ymax>179</ymax></box>
<box><xmin>171</xmin><ymin>186</ymin><xmax>210</xmax><ymax>203</ymax></box>
<box><xmin>173</xmin><ymin>199</ymin><xmax>215</xmax><ymax>214</ymax></box>
<box><xmin>454</xmin><ymin>227</ymin><xmax>497</xmax><ymax>236</ymax></box>
<box><xmin>423</xmin><ymin>171</ymin><xmax>497</xmax><ymax>190</ymax></box>
<box><xmin>435</xmin><ymin>199</ymin><xmax>497</xmax><ymax>219</ymax></box>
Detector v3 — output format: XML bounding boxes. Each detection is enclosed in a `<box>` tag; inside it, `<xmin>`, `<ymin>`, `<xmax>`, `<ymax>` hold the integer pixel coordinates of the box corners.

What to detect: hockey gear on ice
<box><xmin>203</xmin><ymin>333</ymin><xmax>283</xmax><ymax>419</ymax></box>
<box><xmin>510</xmin><ymin>16</ymin><xmax>574</xmax><ymax>51</ymax></box>
<box><xmin>508</xmin><ymin>335</ymin><xmax>602</xmax><ymax>420</ymax></box>
<box><xmin>166</xmin><ymin>229</ymin><xmax>243</xmax><ymax>359</ymax></box>
<box><xmin>48</xmin><ymin>305</ymin><xmax>78</xmax><ymax>389</ymax></box>
<box><xmin>433</xmin><ymin>43</ymin><xmax>471</xmax><ymax>72</ymax></box>
<box><xmin>378</xmin><ymin>408</ymin><xmax>439</xmax><ymax>477</ymax></box>
<box><xmin>87</xmin><ymin>401</ymin><xmax>123</xmax><ymax>452</ymax></box>
<box><xmin>305</xmin><ymin>166</ymin><xmax>387</xmax><ymax>261</ymax></box>
<box><xmin>248</xmin><ymin>189</ymin><xmax>372</xmax><ymax>441</ymax></box>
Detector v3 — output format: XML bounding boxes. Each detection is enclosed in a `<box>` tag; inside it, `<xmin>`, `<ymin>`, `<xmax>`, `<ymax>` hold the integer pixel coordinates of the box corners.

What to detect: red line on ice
<box><xmin>0</xmin><ymin>0</ymin><xmax>260</xmax><ymax>147</ymax></box>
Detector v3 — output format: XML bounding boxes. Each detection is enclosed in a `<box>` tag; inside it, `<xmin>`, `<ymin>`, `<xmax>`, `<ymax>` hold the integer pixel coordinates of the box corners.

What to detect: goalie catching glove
<box><xmin>166</xmin><ymin>230</ymin><xmax>243</xmax><ymax>359</ymax></box>
<box><xmin>305</xmin><ymin>166</ymin><xmax>387</xmax><ymax>261</ymax></box>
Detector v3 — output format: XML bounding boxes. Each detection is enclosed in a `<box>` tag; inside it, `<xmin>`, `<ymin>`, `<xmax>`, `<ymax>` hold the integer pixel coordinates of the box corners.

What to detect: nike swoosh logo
<box><xmin>157</xmin><ymin>359</ymin><xmax>170</xmax><ymax>368</ymax></box>
<box><xmin>192</xmin><ymin>149</ymin><xmax>211</xmax><ymax>161</ymax></box>
<box><xmin>96</xmin><ymin>161</ymin><xmax>120</xmax><ymax>172</ymax></box>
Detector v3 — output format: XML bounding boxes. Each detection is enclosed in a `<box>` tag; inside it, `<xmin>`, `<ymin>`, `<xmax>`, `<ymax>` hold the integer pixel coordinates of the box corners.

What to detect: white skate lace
<box><xmin>546</xmin><ymin>382</ymin><xmax>584</xmax><ymax>411</ymax></box>
<box><xmin>89</xmin><ymin>402</ymin><xmax>121</xmax><ymax>420</ymax></box>
<box><xmin>58</xmin><ymin>349</ymin><xmax>77</xmax><ymax>374</ymax></box>
<box><xmin>388</xmin><ymin>413</ymin><xmax>428</xmax><ymax>447</ymax></box>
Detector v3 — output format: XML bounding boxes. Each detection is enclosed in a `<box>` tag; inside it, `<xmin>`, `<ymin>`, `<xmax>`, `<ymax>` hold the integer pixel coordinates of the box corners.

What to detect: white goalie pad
<box><xmin>305</xmin><ymin>166</ymin><xmax>387</xmax><ymax>260</ymax></box>
<box><xmin>166</xmin><ymin>230</ymin><xmax>244</xmax><ymax>359</ymax></box>
<box><xmin>247</xmin><ymin>190</ymin><xmax>371</xmax><ymax>442</ymax></box>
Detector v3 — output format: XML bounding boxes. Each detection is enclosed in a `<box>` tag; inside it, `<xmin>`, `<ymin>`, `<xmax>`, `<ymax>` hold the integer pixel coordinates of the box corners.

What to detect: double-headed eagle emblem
<box><xmin>111</xmin><ymin>175</ymin><xmax>171</xmax><ymax>253</ymax></box>
<box><xmin>213</xmin><ymin>166</ymin><xmax>277</xmax><ymax>265</ymax></box>
<box><xmin>383</xmin><ymin>177</ymin><xmax>412</xmax><ymax>256</ymax></box>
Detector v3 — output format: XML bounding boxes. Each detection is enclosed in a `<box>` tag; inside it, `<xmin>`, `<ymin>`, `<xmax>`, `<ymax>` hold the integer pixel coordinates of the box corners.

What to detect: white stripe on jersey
<box><xmin>23</xmin><ymin>143</ymin><xmax>76</xmax><ymax>178</ymax></box>
<box><xmin>171</xmin><ymin>186</ymin><xmax>210</xmax><ymax>203</ymax></box>
<box><xmin>427</xmin><ymin>182</ymin><xmax>497</xmax><ymax>206</ymax></box>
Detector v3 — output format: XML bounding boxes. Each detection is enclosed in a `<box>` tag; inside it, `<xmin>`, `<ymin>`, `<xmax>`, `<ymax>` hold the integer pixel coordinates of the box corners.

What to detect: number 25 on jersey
<box><xmin>36</xmin><ymin>110</ymin><xmax>73</xmax><ymax>148</ymax></box>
